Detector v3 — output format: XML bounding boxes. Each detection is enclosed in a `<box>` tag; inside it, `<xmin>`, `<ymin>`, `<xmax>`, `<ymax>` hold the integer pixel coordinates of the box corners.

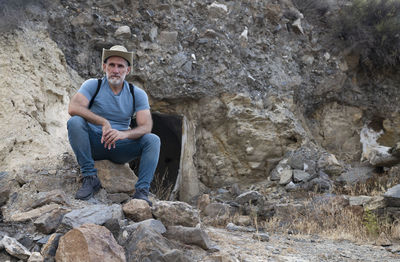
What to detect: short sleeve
<box><xmin>134</xmin><ymin>86</ymin><xmax>150</xmax><ymax>112</ymax></box>
<box><xmin>77</xmin><ymin>78</ymin><xmax>100</xmax><ymax>101</ymax></box>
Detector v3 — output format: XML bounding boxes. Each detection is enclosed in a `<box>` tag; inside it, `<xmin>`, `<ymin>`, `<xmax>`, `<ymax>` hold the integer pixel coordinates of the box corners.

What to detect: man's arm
<box><xmin>101</xmin><ymin>109</ymin><xmax>153</xmax><ymax>149</ymax></box>
<box><xmin>68</xmin><ymin>92</ymin><xmax>113</xmax><ymax>147</ymax></box>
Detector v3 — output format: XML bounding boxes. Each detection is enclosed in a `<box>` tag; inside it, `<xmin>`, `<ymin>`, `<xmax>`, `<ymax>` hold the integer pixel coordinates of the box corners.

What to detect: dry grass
<box><xmin>262</xmin><ymin>195</ymin><xmax>394</xmax><ymax>243</ymax></box>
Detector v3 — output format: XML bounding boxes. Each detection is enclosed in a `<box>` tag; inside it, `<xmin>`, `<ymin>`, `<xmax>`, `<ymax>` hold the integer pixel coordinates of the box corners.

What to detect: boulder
<box><xmin>165</xmin><ymin>225</ymin><xmax>217</xmax><ymax>250</ymax></box>
<box><xmin>293</xmin><ymin>170</ymin><xmax>312</xmax><ymax>183</ymax></box>
<box><xmin>1</xmin><ymin>235</ymin><xmax>31</xmax><ymax>260</ymax></box>
<box><xmin>61</xmin><ymin>204</ymin><xmax>123</xmax><ymax>229</ymax></box>
<box><xmin>122</xmin><ymin>199</ymin><xmax>153</xmax><ymax>222</ymax></box>
<box><xmin>31</xmin><ymin>189</ymin><xmax>68</xmax><ymax>208</ymax></box>
<box><xmin>95</xmin><ymin>160</ymin><xmax>137</xmax><ymax>194</ymax></box>
<box><xmin>6</xmin><ymin>204</ymin><xmax>60</xmax><ymax>222</ymax></box>
<box><xmin>235</xmin><ymin>191</ymin><xmax>263</xmax><ymax>205</ymax></box>
<box><xmin>41</xmin><ymin>233</ymin><xmax>62</xmax><ymax>261</ymax></box>
<box><xmin>384</xmin><ymin>184</ymin><xmax>400</xmax><ymax>207</ymax></box>
<box><xmin>34</xmin><ymin>208</ymin><xmax>67</xmax><ymax>234</ymax></box>
<box><xmin>125</xmin><ymin>224</ymin><xmax>190</xmax><ymax>262</ymax></box>
<box><xmin>55</xmin><ymin>224</ymin><xmax>125</xmax><ymax>262</ymax></box>
<box><xmin>152</xmin><ymin>201</ymin><xmax>200</xmax><ymax>227</ymax></box>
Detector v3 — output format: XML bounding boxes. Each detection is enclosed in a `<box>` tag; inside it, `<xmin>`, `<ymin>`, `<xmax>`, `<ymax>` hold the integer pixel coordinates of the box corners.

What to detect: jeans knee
<box><xmin>67</xmin><ymin>116</ymin><xmax>87</xmax><ymax>130</ymax></box>
<box><xmin>143</xmin><ymin>133</ymin><xmax>161</xmax><ymax>149</ymax></box>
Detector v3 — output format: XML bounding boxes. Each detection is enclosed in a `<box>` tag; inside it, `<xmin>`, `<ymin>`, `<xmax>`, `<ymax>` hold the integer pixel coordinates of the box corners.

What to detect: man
<box><xmin>67</xmin><ymin>45</ymin><xmax>160</xmax><ymax>206</ymax></box>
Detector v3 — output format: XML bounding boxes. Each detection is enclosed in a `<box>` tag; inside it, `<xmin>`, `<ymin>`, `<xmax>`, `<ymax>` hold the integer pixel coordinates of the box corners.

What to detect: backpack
<box><xmin>88</xmin><ymin>78</ymin><xmax>137</xmax><ymax>127</ymax></box>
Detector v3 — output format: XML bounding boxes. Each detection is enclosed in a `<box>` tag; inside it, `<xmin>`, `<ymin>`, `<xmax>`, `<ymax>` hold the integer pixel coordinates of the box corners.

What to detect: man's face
<box><xmin>103</xmin><ymin>56</ymin><xmax>131</xmax><ymax>87</ymax></box>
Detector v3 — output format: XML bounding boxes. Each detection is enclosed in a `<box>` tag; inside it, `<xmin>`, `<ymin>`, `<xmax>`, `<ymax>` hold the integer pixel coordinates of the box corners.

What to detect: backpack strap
<box><xmin>128</xmin><ymin>83</ymin><xmax>136</xmax><ymax>113</ymax></box>
<box><xmin>88</xmin><ymin>78</ymin><xmax>102</xmax><ymax>109</ymax></box>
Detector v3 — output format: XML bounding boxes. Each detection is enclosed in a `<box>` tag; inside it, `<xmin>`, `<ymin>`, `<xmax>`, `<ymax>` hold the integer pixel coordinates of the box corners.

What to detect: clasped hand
<box><xmin>101</xmin><ymin>124</ymin><xmax>126</xmax><ymax>150</ymax></box>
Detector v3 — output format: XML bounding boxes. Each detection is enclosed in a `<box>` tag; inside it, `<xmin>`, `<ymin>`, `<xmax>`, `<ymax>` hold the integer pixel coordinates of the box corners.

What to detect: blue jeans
<box><xmin>67</xmin><ymin>116</ymin><xmax>160</xmax><ymax>190</ymax></box>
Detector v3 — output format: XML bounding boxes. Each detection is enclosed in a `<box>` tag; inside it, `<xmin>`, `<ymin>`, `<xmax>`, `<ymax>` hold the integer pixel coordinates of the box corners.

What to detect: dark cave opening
<box><xmin>130</xmin><ymin>113</ymin><xmax>183</xmax><ymax>200</ymax></box>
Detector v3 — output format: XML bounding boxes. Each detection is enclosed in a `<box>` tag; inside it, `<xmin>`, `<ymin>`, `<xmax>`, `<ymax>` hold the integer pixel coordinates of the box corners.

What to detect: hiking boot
<box><xmin>75</xmin><ymin>175</ymin><xmax>101</xmax><ymax>200</ymax></box>
<box><xmin>132</xmin><ymin>188</ymin><xmax>152</xmax><ymax>206</ymax></box>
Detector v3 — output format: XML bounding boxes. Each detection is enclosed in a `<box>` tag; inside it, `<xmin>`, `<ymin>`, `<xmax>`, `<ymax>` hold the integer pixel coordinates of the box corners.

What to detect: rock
<box><xmin>279</xmin><ymin>169</ymin><xmax>293</xmax><ymax>185</ymax></box>
<box><xmin>41</xmin><ymin>233</ymin><xmax>62</xmax><ymax>261</ymax></box>
<box><xmin>348</xmin><ymin>196</ymin><xmax>372</xmax><ymax>206</ymax></box>
<box><xmin>233</xmin><ymin>215</ymin><xmax>252</xmax><ymax>226</ymax></box>
<box><xmin>95</xmin><ymin>160</ymin><xmax>137</xmax><ymax>194</ymax></box>
<box><xmin>108</xmin><ymin>192</ymin><xmax>130</xmax><ymax>204</ymax></box>
<box><xmin>0</xmin><ymin>179</ymin><xmax>17</xmax><ymax>206</ymax></box>
<box><xmin>6</xmin><ymin>204</ymin><xmax>60</xmax><ymax>222</ymax></box>
<box><xmin>34</xmin><ymin>208</ymin><xmax>67</xmax><ymax>234</ymax></box>
<box><xmin>226</xmin><ymin>223</ymin><xmax>256</xmax><ymax>232</ymax></box>
<box><xmin>61</xmin><ymin>204</ymin><xmax>123</xmax><ymax>229</ymax></box>
<box><xmin>1</xmin><ymin>235</ymin><xmax>31</xmax><ymax>260</ymax></box>
<box><xmin>122</xmin><ymin>199</ymin><xmax>152</xmax><ymax>222</ymax></box>
<box><xmin>165</xmin><ymin>225</ymin><xmax>216</xmax><ymax>250</ymax></box>
<box><xmin>384</xmin><ymin>184</ymin><xmax>400</xmax><ymax>207</ymax></box>
<box><xmin>125</xmin><ymin>224</ymin><xmax>190</xmax><ymax>262</ymax></box>
<box><xmin>270</xmin><ymin>160</ymin><xmax>291</xmax><ymax>181</ymax></box>
<box><xmin>55</xmin><ymin>224</ymin><xmax>125</xmax><ymax>262</ymax></box>
<box><xmin>207</xmin><ymin>2</ymin><xmax>228</xmax><ymax>18</ymax></box>
<box><xmin>252</xmin><ymin>232</ymin><xmax>270</xmax><ymax>242</ymax></box>
<box><xmin>197</xmin><ymin>194</ymin><xmax>211</xmax><ymax>212</ymax></box>
<box><xmin>235</xmin><ymin>191</ymin><xmax>263</xmax><ymax>205</ymax></box>
<box><xmin>28</xmin><ymin>252</ymin><xmax>44</xmax><ymax>262</ymax></box>
<box><xmin>292</xmin><ymin>18</ymin><xmax>304</xmax><ymax>34</ymax></box>
<box><xmin>285</xmin><ymin>181</ymin><xmax>298</xmax><ymax>191</ymax></box>
<box><xmin>158</xmin><ymin>31</ymin><xmax>178</xmax><ymax>45</ymax></box>
<box><xmin>203</xmin><ymin>203</ymin><xmax>233</xmax><ymax>218</ymax></box>
<box><xmin>120</xmin><ymin>219</ymin><xmax>167</xmax><ymax>245</ymax></box>
<box><xmin>306</xmin><ymin>174</ymin><xmax>333</xmax><ymax>193</ymax></box>
<box><xmin>293</xmin><ymin>170</ymin><xmax>312</xmax><ymax>183</ymax></box>
<box><xmin>152</xmin><ymin>201</ymin><xmax>200</xmax><ymax>227</ymax></box>
<box><xmin>114</xmin><ymin>25</ymin><xmax>131</xmax><ymax>38</ymax></box>
<box><xmin>317</xmin><ymin>154</ymin><xmax>344</xmax><ymax>176</ymax></box>
<box><xmin>336</xmin><ymin>166</ymin><xmax>374</xmax><ymax>184</ymax></box>
<box><xmin>31</xmin><ymin>189</ymin><xmax>68</xmax><ymax>208</ymax></box>
<box><xmin>365</xmin><ymin>196</ymin><xmax>386</xmax><ymax>211</ymax></box>
<box><xmin>148</xmin><ymin>26</ymin><xmax>158</xmax><ymax>42</ymax></box>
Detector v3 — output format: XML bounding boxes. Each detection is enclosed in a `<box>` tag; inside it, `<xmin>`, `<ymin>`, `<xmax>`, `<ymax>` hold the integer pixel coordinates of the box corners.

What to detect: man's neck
<box><xmin>108</xmin><ymin>81</ymin><xmax>124</xmax><ymax>94</ymax></box>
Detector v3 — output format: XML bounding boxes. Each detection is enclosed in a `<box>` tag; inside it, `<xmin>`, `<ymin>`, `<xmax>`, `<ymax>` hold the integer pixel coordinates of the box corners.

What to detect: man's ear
<box><xmin>102</xmin><ymin>63</ymin><xmax>106</xmax><ymax>72</ymax></box>
<box><xmin>127</xmin><ymin>66</ymin><xmax>131</xmax><ymax>74</ymax></box>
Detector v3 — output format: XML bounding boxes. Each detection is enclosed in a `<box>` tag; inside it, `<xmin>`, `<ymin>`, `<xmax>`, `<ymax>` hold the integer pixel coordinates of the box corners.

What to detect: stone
<box><xmin>152</xmin><ymin>201</ymin><xmax>200</xmax><ymax>227</ymax></box>
<box><xmin>28</xmin><ymin>252</ymin><xmax>44</xmax><ymax>262</ymax></box>
<box><xmin>348</xmin><ymin>196</ymin><xmax>372</xmax><ymax>206</ymax></box>
<box><xmin>197</xmin><ymin>194</ymin><xmax>211</xmax><ymax>212</ymax></box>
<box><xmin>61</xmin><ymin>204</ymin><xmax>123</xmax><ymax>229</ymax></box>
<box><xmin>285</xmin><ymin>181</ymin><xmax>298</xmax><ymax>191</ymax></box>
<box><xmin>55</xmin><ymin>224</ymin><xmax>125</xmax><ymax>262</ymax></box>
<box><xmin>384</xmin><ymin>184</ymin><xmax>400</xmax><ymax>207</ymax></box>
<box><xmin>207</xmin><ymin>2</ymin><xmax>228</xmax><ymax>18</ymax></box>
<box><xmin>317</xmin><ymin>153</ymin><xmax>344</xmax><ymax>176</ymax></box>
<box><xmin>108</xmin><ymin>192</ymin><xmax>130</xmax><ymax>204</ymax></box>
<box><xmin>233</xmin><ymin>215</ymin><xmax>252</xmax><ymax>226</ymax></box>
<box><xmin>165</xmin><ymin>225</ymin><xmax>216</xmax><ymax>250</ymax></box>
<box><xmin>158</xmin><ymin>31</ymin><xmax>178</xmax><ymax>45</ymax></box>
<box><xmin>6</xmin><ymin>204</ymin><xmax>60</xmax><ymax>222</ymax></box>
<box><xmin>336</xmin><ymin>166</ymin><xmax>374</xmax><ymax>184</ymax></box>
<box><xmin>1</xmin><ymin>235</ymin><xmax>31</xmax><ymax>260</ymax></box>
<box><xmin>125</xmin><ymin>224</ymin><xmax>190</xmax><ymax>262</ymax></box>
<box><xmin>120</xmin><ymin>219</ymin><xmax>167</xmax><ymax>245</ymax></box>
<box><xmin>293</xmin><ymin>170</ymin><xmax>312</xmax><ymax>183</ymax></box>
<box><xmin>270</xmin><ymin>160</ymin><xmax>291</xmax><ymax>181</ymax></box>
<box><xmin>122</xmin><ymin>199</ymin><xmax>153</xmax><ymax>222</ymax></box>
<box><xmin>149</xmin><ymin>26</ymin><xmax>158</xmax><ymax>42</ymax></box>
<box><xmin>365</xmin><ymin>196</ymin><xmax>386</xmax><ymax>211</ymax></box>
<box><xmin>226</xmin><ymin>223</ymin><xmax>256</xmax><ymax>232</ymax></box>
<box><xmin>41</xmin><ymin>233</ymin><xmax>62</xmax><ymax>261</ymax></box>
<box><xmin>235</xmin><ymin>191</ymin><xmax>263</xmax><ymax>205</ymax></box>
<box><xmin>114</xmin><ymin>25</ymin><xmax>131</xmax><ymax>38</ymax></box>
<box><xmin>34</xmin><ymin>208</ymin><xmax>67</xmax><ymax>234</ymax></box>
<box><xmin>203</xmin><ymin>203</ymin><xmax>232</xmax><ymax>218</ymax></box>
<box><xmin>31</xmin><ymin>189</ymin><xmax>68</xmax><ymax>208</ymax></box>
<box><xmin>252</xmin><ymin>232</ymin><xmax>270</xmax><ymax>242</ymax></box>
<box><xmin>279</xmin><ymin>169</ymin><xmax>293</xmax><ymax>185</ymax></box>
<box><xmin>292</xmin><ymin>18</ymin><xmax>304</xmax><ymax>34</ymax></box>
<box><xmin>95</xmin><ymin>160</ymin><xmax>137</xmax><ymax>194</ymax></box>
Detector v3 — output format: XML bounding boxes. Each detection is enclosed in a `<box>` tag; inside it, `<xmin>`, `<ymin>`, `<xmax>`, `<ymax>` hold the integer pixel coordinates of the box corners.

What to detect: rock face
<box><xmin>0</xmin><ymin>28</ymin><xmax>82</xmax><ymax>172</ymax></box>
<box><xmin>55</xmin><ymin>224</ymin><xmax>126</xmax><ymax>262</ymax></box>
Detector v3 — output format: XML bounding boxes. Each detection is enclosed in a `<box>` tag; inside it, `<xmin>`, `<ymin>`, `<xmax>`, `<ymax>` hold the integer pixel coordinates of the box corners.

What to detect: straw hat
<box><xmin>101</xmin><ymin>45</ymin><xmax>133</xmax><ymax>66</ymax></box>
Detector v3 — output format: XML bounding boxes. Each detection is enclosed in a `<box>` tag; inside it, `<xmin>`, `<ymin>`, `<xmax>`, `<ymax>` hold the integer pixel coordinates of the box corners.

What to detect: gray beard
<box><xmin>106</xmin><ymin>75</ymin><xmax>124</xmax><ymax>86</ymax></box>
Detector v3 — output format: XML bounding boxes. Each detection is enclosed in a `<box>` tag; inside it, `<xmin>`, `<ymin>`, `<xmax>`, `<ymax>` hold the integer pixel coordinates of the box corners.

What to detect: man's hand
<box><xmin>101</xmin><ymin>122</ymin><xmax>127</xmax><ymax>149</ymax></box>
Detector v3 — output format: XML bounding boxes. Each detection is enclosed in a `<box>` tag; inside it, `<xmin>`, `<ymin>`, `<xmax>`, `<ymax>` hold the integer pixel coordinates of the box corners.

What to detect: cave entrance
<box><xmin>130</xmin><ymin>113</ymin><xmax>182</xmax><ymax>200</ymax></box>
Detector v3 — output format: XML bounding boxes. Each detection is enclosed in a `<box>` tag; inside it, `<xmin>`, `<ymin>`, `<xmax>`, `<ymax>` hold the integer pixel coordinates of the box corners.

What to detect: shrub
<box><xmin>337</xmin><ymin>0</ymin><xmax>400</xmax><ymax>69</ymax></box>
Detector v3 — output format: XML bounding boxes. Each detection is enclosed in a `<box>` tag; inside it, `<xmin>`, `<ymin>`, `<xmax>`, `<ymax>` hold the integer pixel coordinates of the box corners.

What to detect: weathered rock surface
<box><xmin>122</xmin><ymin>199</ymin><xmax>152</xmax><ymax>222</ymax></box>
<box><xmin>55</xmin><ymin>224</ymin><xmax>125</xmax><ymax>262</ymax></box>
<box><xmin>165</xmin><ymin>225</ymin><xmax>216</xmax><ymax>250</ymax></box>
<box><xmin>1</xmin><ymin>235</ymin><xmax>31</xmax><ymax>260</ymax></box>
<box><xmin>384</xmin><ymin>184</ymin><xmax>400</xmax><ymax>207</ymax></box>
<box><xmin>95</xmin><ymin>160</ymin><xmax>137</xmax><ymax>194</ymax></box>
<box><xmin>152</xmin><ymin>201</ymin><xmax>200</xmax><ymax>227</ymax></box>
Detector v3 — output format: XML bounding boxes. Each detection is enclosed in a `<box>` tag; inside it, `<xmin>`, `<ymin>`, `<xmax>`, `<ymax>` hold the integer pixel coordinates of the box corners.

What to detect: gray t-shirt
<box><xmin>78</xmin><ymin>77</ymin><xmax>150</xmax><ymax>132</ymax></box>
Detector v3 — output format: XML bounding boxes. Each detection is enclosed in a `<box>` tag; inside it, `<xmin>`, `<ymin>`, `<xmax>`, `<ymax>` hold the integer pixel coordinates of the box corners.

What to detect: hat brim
<box><xmin>102</xmin><ymin>49</ymin><xmax>133</xmax><ymax>67</ymax></box>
